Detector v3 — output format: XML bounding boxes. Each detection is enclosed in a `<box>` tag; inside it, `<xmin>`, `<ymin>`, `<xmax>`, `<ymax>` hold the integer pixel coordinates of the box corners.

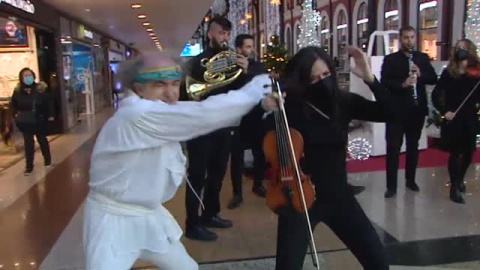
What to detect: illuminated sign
<box><xmin>84</xmin><ymin>29</ymin><xmax>93</xmax><ymax>39</ymax></box>
<box><xmin>0</xmin><ymin>0</ymin><xmax>35</xmax><ymax>14</ymax></box>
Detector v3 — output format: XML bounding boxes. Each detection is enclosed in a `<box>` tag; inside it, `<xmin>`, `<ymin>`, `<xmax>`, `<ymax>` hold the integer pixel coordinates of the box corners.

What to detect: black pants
<box><xmin>448</xmin><ymin>149</ymin><xmax>474</xmax><ymax>187</ymax></box>
<box><xmin>185</xmin><ymin>129</ymin><xmax>232</xmax><ymax>228</ymax></box>
<box><xmin>386</xmin><ymin>116</ymin><xmax>425</xmax><ymax>191</ymax></box>
<box><xmin>23</xmin><ymin>130</ymin><xmax>51</xmax><ymax>170</ymax></box>
<box><xmin>230</xmin><ymin>129</ymin><xmax>266</xmax><ymax>197</ymax></box>
<box><xmin>276</xmin><ymin>195</ymin><xmax>389</xmax><ymax>270</ymax></box>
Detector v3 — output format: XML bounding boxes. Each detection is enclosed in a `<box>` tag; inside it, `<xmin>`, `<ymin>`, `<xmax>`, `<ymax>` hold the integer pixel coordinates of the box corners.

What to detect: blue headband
<box><xmin>133</xmin><ymin>65</ymin><xmax>182</xmax><ymax>83</ymax></box>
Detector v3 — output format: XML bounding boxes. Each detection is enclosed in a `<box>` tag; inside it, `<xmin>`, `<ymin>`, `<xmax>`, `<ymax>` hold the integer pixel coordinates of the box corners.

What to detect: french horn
<box><xmin>186</xmin><ymin>48</ymin><xmax>243</xmax><ymax>101</ymax></box>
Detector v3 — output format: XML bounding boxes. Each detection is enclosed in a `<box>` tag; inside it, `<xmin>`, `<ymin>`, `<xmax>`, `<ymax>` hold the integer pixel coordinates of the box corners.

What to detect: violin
<box><xmin>466</xmin><ymin>62</ymin><xmax>480</xmax><ymax>78</ymax></box>
<box><xmin>263</xmin><ymin>78</ymin><xmax>320</xmax><ymax>269</ymax></box>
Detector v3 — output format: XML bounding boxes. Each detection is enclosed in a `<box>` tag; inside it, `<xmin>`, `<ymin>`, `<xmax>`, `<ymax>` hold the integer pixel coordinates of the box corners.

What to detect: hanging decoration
<box><xmin>466</xmin><ymin>0</ymin><xmax>480</xmax><ymax>51</ymax></box>
<box><xmin>265</xmin><ymin>0</ymin><xmax>281</xmax><ymax>44</ymax></box>
<box><xmin>297</xmin><ymin>0</ymin><xmax>322</xmax><ymax>49</ymax></box>
<box><xmin>228</xmin><ymin>0</ymin><xmax>249</xmax><ymax>47</ymax></box>
<box><xmin>347</xmin><ymin>137</ymin><xmax>372</xmax><ymax>161</ymax></box>
<box><xmin>212</xmin><ymin>0</ymin><xmax>227</xmax><ymax>16</ymax></box>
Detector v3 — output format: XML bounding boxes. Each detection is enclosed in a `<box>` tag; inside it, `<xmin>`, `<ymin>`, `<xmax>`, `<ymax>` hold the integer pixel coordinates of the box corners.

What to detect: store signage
<box><xmin>84</xmin><ymin>29</ymin><xmax>93</xmax><ymax>39</ymax></box>
<box><xmin>0</xmin><ymin>0</ymin><xmax>35</xmax><ymax>14</ymax></box>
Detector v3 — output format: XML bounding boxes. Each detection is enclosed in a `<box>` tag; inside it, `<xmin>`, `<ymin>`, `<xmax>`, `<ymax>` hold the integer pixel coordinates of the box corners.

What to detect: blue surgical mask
<box><xmin>23</xmin><ymin>76</ymin><xmax>34</xmax><ymax>86</ymax></box>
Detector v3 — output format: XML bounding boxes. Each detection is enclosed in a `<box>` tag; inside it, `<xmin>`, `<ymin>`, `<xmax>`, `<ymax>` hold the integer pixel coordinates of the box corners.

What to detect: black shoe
<box><xmin>450</xmin><ymin>186</ymin><xmax>466</xmax><ymax>204</ymax></box>
<box><xmin>201</xmin><ymin>215</ymin><xmax>233</xmax><ymax>228</ymax></box>
<box><xmin>24</xmin><ymin>168</ymin><xmax>33</xmax><ymax>176</ymax></box>
<box><xmin>185</xmin><ymin>226</ymin><xmax>217</xmax><ymax>242</ymax></box>
<box><xmin>349</xmin><ymin>184</ymin><xmax>366</xmax><ymax>196</ymax></box>
<box><xmin>252</xmin><ymin>185</ymin><xmax>266</xmax><ymax>198</ymax></box>
<box><xmin>406</xmin><ymin>182</ymin><xmax>420</xmax><ymax>192</ymax></box>
<box><xmin>227</xmin><ymin>195</ymin><xmax>243</xmax><ymax>210</ymax></box>
<box><xmin>460</xmin><ymin>181</ymin><xmax>466</xmax><ymax>193</ymax></box>
<box><xmin>384</xmin><ymin>190</ymin><xmax>396</xmax><ymax>198</ymax></box>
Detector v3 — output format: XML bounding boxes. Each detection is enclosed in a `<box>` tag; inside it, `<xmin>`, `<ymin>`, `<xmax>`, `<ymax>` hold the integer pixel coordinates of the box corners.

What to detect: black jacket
<box><xmin>432</xmin><ymin>69</ymin><xmax>480</xmax><ymax>152</ymax></box>
<box><xmin>11</xmin><ymin>84</ymin><xmax>52</xmax><ymax>120</ymax></box>
<box><xmin>265</xmin><ymin>79</ymin><xmax>399</xmax><ymax>202</ymax></box>
<box><xmin>381</xmin><ymin>50</ymin><xmax>437</xmax><ymax>120</ymax></box>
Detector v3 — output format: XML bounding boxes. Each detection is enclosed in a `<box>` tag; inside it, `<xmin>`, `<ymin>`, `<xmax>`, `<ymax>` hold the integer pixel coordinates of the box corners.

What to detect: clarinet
<box><xmin>408</xmin><ymin>51</ymin><xmax>418</xmax><ymax>104</ymax></box>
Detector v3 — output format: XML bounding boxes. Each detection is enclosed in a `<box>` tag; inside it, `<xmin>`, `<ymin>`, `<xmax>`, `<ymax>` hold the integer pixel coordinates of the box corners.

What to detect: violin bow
<box><xmin>271</xmin><ymin>78</ymin><xmax>321</xmax><ymax>269</ymax></box>
<box><xmin>448</xmin><ymin>78</ymin><xmax>480</xmax><ymax>122</ymax></box>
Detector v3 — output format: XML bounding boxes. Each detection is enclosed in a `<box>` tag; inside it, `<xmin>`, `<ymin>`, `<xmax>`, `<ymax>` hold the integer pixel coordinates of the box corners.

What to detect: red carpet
<box><xmin>347</xmin><ymin>147</ymin><xmax>480</xmax><ymax>173</ymax></box>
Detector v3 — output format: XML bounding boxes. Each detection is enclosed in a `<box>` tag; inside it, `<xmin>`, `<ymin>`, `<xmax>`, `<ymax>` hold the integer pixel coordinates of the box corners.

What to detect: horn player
<box><xmin>181</xmin><ymin>17</ymin><xmax>265</xmax><ymax>242</ymax></box>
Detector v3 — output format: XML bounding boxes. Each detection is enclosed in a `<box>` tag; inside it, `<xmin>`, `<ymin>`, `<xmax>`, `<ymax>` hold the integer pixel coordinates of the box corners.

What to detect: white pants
<box><xmin>86</xmin><ymin>240</ymin><xmax>198</xmax><ymax>270</ymax></box>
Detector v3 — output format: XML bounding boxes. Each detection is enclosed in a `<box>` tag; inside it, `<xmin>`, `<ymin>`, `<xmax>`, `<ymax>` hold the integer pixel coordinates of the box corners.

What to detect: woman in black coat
<box><xmin>432</xmin><ymin>39</ymin><xmax>480</xmax><ymax>204</ymax></box>
<box><xmin>11</xmin><ymin>68</ymin><xmax>53</xmax><ymax>175</ymax></box>
<box><xmin>269</xmin><ymin>46</ymin><xmax>398</xmax><ymax>270</ymax></box>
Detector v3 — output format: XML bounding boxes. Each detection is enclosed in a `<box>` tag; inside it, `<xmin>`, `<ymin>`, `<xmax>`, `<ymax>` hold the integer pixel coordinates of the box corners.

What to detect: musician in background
<box><xmin>228</xmin><ymin>34</ymin><xmax>268</xmax><ymax>210</ymax></box>
<box><xmin>432</xmin><ymin>39</ymin><xmax>480</xmax><ymax>204</ymax></box>
<box><xmin>270</xmin><ymin>46</ymin><xmax>391</xmax><ymax>270</ymax></box>
<box><xmin>181</xmin><ymin>17</ymin><xmax>252</xmax><ymax>242</ymax></box>
<box><xmin>381</xmin><ymin>26</ymin><xmax>437</xmax><ymax>198</ymax></box>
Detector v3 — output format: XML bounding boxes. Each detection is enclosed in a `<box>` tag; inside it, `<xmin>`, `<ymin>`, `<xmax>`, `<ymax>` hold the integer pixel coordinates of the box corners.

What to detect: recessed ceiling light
<box><xmin>137</xmin><ymin>14</ymin><xmax>147</xmax><ymax>19</ymax></box>
<box><xmin>146</xmin><ymin>28</ymin><xmax>153</xmax><ymax>32</ymax></box>
<box><xmin>142</xmin><ymin>22</ymin><xmax>151</xmax><ymax>26</ymax></box>
<box><xmin>131</xmin><ymin>4</ymin><xmax>142</xmax><ymax>9</ymax></box>
<box><xmin>85</xmin><ymin>8</ymin><xmax>91</xmax><ymax>12</ymax></box>
<box><xmin>149</xmin><ymin>33</ymin><xmax>155</xmax><ymax>36</ymax></box>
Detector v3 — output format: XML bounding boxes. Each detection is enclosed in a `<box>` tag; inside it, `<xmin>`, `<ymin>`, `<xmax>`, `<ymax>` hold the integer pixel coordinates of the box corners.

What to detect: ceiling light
<box><xmin>146</xmin><ymin>28</ymin><xmax>154</xmax><ymax>32</ymax></box>
<box><xmin>142</xmin><ymin>22</ymin><xmax>151</xmax><ymax>26</ymax></box>
<box><xmin>84</xmin><ymin>8</ymin><xmax>91</xmax><ymax>12</ymax></box>
<box><xmin>131</xmin><ymin>4</ymin><xmax>142</xmax><ymax>9</ymax></box>
<box><xmin>149</xmin><ymin>33</ymin><xmax>155</xmax><ymax>36</ymax></box>
<box><xmin>137</xmin><ymin>14</ymin><xmax>147</xmax><ymax>19</ymax></box>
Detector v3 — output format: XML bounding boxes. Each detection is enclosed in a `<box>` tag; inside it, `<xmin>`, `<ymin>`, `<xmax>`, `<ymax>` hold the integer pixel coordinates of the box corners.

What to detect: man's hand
<box><xmin>445</xmin><ymin>111</ymin><xmax>456</xmax><ymax>121</ymax></box>
<box><xmin>402</xmin><ymin>76</ymin><xmax>417</xmax><ymax>88</ymax></box>
<box><xmin>262</xmin><ymin>92</ymin><xmax>283</xmax><ymax>112</ymax></box>
<box><xmin>236</xmin><ymin>55</ymin><xmax>249</xmax><ymax>74</ymax></box>
<box><xmin>411</xmin><ymin>64</ymin><xmax>421</xmax><ymax>78</ymax></box>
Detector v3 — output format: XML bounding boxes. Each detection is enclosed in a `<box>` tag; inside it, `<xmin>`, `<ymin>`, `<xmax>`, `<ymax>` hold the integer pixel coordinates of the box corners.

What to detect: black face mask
<box><xmin>455</xmin><ymin>48</ymin><xmax>470</xmax><ymax>62</ymax></box>
<box><xmin>305</xmin><ymin>76</ymin><xmax>336</xmax><ymax>104</ymax></box>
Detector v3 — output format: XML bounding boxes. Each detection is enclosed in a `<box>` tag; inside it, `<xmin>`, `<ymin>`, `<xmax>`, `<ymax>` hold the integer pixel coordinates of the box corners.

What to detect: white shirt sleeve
<box><xmin>133</xmin><ymin>74</ymin><xmax>272</xmax><ymax>144</ymax></box>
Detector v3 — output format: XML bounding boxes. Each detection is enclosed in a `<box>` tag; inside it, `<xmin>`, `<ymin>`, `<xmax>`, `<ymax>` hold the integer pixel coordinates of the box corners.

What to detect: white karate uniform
<box><xmin>84</xmin><ymin>74</ymin><xmax>271</xmax><ymax>270</ymax></box>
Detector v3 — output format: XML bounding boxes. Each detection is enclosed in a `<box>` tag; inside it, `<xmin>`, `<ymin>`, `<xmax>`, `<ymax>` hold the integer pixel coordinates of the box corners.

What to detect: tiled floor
<box><xmin>1</xmin><ymin>107</ymin><xmax>480</xmax><ymax>269</ymax></box>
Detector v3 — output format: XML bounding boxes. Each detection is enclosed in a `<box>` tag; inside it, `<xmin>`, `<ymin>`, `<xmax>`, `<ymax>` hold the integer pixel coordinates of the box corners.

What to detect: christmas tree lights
<box><xmin>297</xmin><ymin>0</ymin><xmax>321</xmax><ymax>49</ymax></box>
<box><xmin>466</xmin><ymin>0</ymin><xmax>480</xmax><ymax>52</ymax></box>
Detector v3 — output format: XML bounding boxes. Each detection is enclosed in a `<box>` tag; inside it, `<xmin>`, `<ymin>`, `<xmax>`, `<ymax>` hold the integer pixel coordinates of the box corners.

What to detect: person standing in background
<box><xmin>381</xmin><ymin>26</ymin><xmax>438</xmax><ymax>198</ymax></box>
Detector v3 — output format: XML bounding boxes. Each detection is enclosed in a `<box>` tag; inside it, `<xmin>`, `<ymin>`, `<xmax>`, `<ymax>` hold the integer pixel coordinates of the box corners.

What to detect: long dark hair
<box><xmin>18</xmin><ymin>67</ymin><xmax>37</xmax><ymax>92</ymax></box>
<box><xmin>281</xmin><ymin>46</ymin><xmax>340</xmax><ymax>121</ymax></box>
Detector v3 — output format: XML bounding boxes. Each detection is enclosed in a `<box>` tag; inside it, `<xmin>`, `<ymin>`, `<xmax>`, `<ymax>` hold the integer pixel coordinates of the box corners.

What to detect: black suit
<box><xmin>230</xmin><ymin>60</ymin><xmax>268</xmax><ymax>197</ymax></box>
<box><xmin>381</xmin><ymin>50</ymin><xmax>437</xmax><ymax>191</ymax></box>
<box><xmin>182</xmin><ymin>47</ymin><xmax>255</xmax><ymax>228</ymax></box>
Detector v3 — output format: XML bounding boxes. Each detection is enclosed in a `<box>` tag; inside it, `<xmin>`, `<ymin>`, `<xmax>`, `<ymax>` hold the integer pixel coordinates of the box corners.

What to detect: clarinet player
<box><xmin>381</xmin><ymin>26</ymin><xmax>438</xmax><ymax>198</ymax></box>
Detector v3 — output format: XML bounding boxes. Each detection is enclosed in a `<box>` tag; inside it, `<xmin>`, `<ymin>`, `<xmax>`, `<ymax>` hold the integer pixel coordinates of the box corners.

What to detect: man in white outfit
<box><xmin>83</xmin><ymin>53</ymin><xmax>276</xmax><ymax>269</ymax></box>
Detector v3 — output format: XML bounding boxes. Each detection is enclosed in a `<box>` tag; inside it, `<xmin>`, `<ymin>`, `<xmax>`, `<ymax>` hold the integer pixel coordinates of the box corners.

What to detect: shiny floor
<box><xmin>0</xmin><ymin>110</ymin><xmax>479</xmax><ymax>270</ymax></box>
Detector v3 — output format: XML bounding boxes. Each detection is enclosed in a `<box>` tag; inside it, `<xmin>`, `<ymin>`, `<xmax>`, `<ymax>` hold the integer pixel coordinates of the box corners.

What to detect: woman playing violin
<box><xmin>268</xmin><ymin>46</ymin><xmax>396</xmax><ymax>270</ymax></box>
<box><xmin>432</xmin><ymin>38</ymin><xmax>480</xmax><ymax>204</ymax></box>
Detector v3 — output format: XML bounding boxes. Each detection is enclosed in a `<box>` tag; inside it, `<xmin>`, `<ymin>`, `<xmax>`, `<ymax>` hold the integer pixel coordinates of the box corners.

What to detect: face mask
<box><xmin>306</xmin><ymin>76</ymin><xmax>336</xmax><ymax>103</ymax></box>
<box><xmin>455</xmin><ymin>48</ymin><xmax>469</xmax><ymax>62</ymax></box>
<box><xmin>23</xmin><ymin>76</ymin><xmax>34</xmax><ymax>86</ymax></box>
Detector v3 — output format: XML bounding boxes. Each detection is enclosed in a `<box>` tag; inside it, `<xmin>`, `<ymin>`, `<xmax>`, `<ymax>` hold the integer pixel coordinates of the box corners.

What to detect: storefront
<box><xmin>0</xmin><ymin>0</ymin><xmax>62</xmax><ymax>159</ymax></box>
<box><xmin>60</xmin><ymin>17</ymin><xmax>111</xmax><ymax>129</ymax></box>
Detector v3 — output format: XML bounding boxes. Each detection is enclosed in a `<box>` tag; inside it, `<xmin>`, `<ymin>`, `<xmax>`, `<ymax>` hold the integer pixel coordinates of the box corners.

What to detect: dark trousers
<box><xmin>448</xmin><ymin>150</ymin><xmax>474</xmax><ymax>187</ymax></box>
<box><xmin>23</xmin><ymin>130</ymin><xmax>51</xmax><ymax>170</ymax></box>
<box><xmin>185</xmin><ymin>129</ymin><xmax>232</xmax><ymax>228</ymax></box>
<box><xmin>275</xmin><ymin>195</ymin><xmax>389</xmax><ymax>270</ymax></box>
<box><xmin>386</xmin><ymin>116</ymin><xmax>425</xmax><ymax>191</ymax></box>
<box><xmin>230</xmin><ymin>129</ymin><xmax>266</xmax><ymax>197</ymax></box>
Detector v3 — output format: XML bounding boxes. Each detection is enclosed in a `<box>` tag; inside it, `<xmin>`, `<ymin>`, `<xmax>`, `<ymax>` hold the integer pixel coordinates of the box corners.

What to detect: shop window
<box><xmin>384</xmin><ymin>0</ymin><xmax>400</xmax><ymax>53</ymax></box>
<box><xmin>320</xmin><ymin>16</ymin><xmax>330</xmax><ymax>53</ymax></box>
<box><xmin>336</xmin><ymin>10</ymin><xmax>348</xmax><ymax>69</ymax></box>
<box><xmin>418</xmin><ymin>0</ymin><xmax>438</xmax><ymax>60</ymax></box>
<box><xmin>357</xmin><ymin>2</ymin><xmax>368</xmax><ymax>51</ymax></box>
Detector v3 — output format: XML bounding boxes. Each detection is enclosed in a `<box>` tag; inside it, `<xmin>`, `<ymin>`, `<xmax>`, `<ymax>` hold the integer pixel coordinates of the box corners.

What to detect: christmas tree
<box><xmin>297</xmin><ymin>0</ymin><xmax>321</xmax><ymax>49</ymax></box>
<box><xmin>262</xmin><ymin>35</ymin><xmax>289</xmax><ymax>73</ymax></box>
<box><xmin>466</xmin><ymin>0</ymin><xmax>480</xmax><ymax>51</ymax></box>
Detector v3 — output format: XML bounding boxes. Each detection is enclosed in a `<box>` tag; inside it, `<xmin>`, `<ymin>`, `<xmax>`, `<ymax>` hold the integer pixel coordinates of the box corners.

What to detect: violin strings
<box><xmin>274</xmin><ymin>111</ymin><xmax>286</xmax><ymax>177</ymax></box>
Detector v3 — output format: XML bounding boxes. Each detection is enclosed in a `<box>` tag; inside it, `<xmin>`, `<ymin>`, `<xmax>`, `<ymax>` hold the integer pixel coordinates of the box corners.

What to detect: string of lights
<box><xmin>297</xmin><ymin>0</ymin><xmax>322</xmax><ymax>49</ymax></box>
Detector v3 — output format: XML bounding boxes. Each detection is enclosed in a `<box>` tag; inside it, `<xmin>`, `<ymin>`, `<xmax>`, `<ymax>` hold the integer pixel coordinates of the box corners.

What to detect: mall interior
<box><xmin>0</xmin><ymin>0</ymin><xmax>479</xmax><ymax>269</ymax></box>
